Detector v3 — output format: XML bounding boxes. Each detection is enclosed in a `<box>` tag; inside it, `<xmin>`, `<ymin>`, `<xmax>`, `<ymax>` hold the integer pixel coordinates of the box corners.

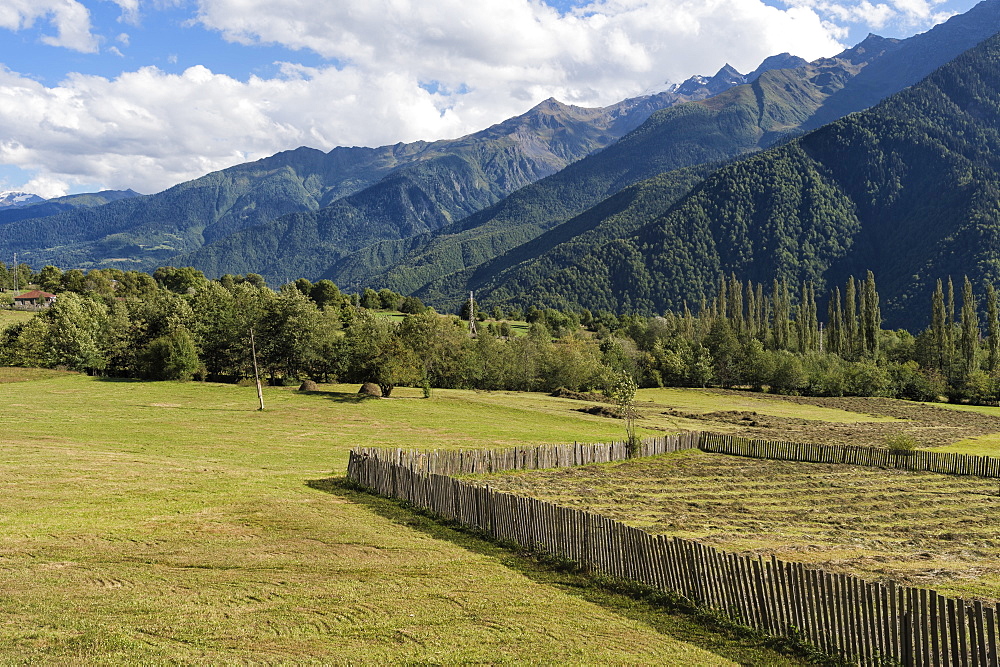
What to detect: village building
<box><xmin>13</xmin><ymin>290</ymin><xmax>56</xmax><ymax>308</ymax></box>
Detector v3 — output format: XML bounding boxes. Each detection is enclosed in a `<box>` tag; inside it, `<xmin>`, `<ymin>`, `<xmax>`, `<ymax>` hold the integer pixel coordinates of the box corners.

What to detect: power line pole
<box><xmin>12</xmin><ymin>252</ymin><xmax>17</xmax><ymax>293</ymax></box>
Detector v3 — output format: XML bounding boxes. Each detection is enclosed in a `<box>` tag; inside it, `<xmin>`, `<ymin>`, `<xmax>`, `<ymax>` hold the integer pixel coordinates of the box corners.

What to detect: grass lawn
<box><xmin>477</xmin><ymin>449</ymin><xmax>1000</xmax><ymax>602</ymax></box>
<box><xmin>940</xmin><ymin>433</ymin><xmax>1000</xmax><ymax>455</ymax></box>
<box><xmin>0</xmin><ymin>309</ymin><xmax>35</xmax><ymax>329</ymax></box>
<box><xmin>0</xmin><ymin>372</ymin><xmax>809</xmax><ymax>664</ymax></box>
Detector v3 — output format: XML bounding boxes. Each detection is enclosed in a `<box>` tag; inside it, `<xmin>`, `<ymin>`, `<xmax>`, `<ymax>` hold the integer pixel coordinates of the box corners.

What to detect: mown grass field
<box><xmin>0</xmin><ymin>308</ymin><xmax>35</xmax><ymax>328</ymax></box>
<box><xmin>634</xmin><ymin>389</ymin><xmax>1000</xmax><ymax>455</ymax></box>
<box><xmin>0</xmin><ymin>370</ymin><xmax>820</xmax><ymax>664</ymax></box>
<box><xmin>478</xmin><ymin>449</ymin><xmax>1000</xmax><ymax>602</ymax></box>
<box><xmin>637</xmin><ymin>388</ymin><xmax>899</xmax><ymax>422</ymax></box>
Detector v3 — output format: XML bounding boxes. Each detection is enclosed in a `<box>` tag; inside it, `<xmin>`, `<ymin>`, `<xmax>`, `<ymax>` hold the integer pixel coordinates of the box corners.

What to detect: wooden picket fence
<box><xmin>350</xmin><ymin>431</ymin><xmax>701</xmax><ymax>476</ymax></box>
<box><xmin>346</xmin><ymin>433</ymin><xmax>1000</xmax><ymax>665</ymax></box>
<box><xmin>702</xmin><ymin>432</ymin><xmax>1000</xmax><ymax>478</ymax></box>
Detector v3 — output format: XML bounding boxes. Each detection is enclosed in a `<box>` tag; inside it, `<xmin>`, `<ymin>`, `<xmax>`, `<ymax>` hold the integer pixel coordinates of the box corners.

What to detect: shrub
<box><xmin>299</xmin><ymin>380</ymin><xmax>318</xmax><ymax>392</ymax></box>
<box><xmin>140</xmin><ymin>326</ymin><xmax>200</xmax><ymax>381</ymax></box>
<box><xmin>885</xmin><ymin>433</ymin><xmax>918</xmax><ymax>454</ymax></box>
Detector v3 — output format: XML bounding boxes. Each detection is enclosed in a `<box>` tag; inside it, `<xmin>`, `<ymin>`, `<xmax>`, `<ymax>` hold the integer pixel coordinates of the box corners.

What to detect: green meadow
<box><xmin>0</xmin><ymin>371</ymin><xmax>815</xmax><ymax>664</ymax></box>
<box><xmin>0</xmin><ymin>309</ymin><xmax>34</xmax><ymax>328</ymax></box>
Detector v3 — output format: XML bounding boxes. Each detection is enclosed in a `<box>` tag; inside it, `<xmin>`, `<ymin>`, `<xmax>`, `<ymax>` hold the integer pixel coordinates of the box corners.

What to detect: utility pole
<box><xmin>467</xmin><ymin>291</ymin><xmax>477</xmax><ymax>337</ymax></box>
<box><xmin>249</xmin><ymin>328</ymin><xmax>265</xmax><ymax>411</ymax></box>
<box><xmin>12</xmin><ymin>252</ymin><xmax>17</xmax><ymax>293</ymax></box>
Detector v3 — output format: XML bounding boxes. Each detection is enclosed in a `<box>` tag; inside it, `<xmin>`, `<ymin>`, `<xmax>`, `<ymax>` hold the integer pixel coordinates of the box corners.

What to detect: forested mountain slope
<box><xmin>0</xmin><ymin>189</ymin><xmax>139</xmax><ymax>227</ymax></box>
<box><xmin>323</xmin><ymin>40</ymin><xmax>894</xmax><ymax>296</ymax></box>
<box><xmin>491</xmin><ymin>30</ymin><xmax>1000</xmax><ymax>329</ymax></box>
<box><xmin>173</xmin><ymin>63</ymin><xmax>795</xmax><ymax>284</ymax></box>
<box><xmin>352</xmin><ymin>0</ymin><xmax>1000</xmax><ymax>308</ymax></box>
<box><xmin>0</xmin><ymin>93</ymin><xmax>696</xmax><ymax>272</ymax></box>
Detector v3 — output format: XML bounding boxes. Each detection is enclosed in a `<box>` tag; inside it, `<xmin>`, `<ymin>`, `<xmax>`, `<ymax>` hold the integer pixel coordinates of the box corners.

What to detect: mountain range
<box><xmin>3</xmin><ymin>0</ymin><xmax>1000</xmax><ymax>329</ymax></box>
<box><xmin>0</xmin><ymin>192</ymin><xmax>44</xmax><ymax>209</ymax></box>
<box><xmin>0</xmin><ymin>65</ymin><xmax>767</xmax><ymax>275</ymax></box>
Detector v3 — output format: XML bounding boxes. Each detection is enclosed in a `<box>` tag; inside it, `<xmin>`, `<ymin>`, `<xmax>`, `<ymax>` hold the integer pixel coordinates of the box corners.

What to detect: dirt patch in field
<box><xmin>669</xmin><ymin>391</ymin><xmax>1000</xmax><ymax>449</ymax></box>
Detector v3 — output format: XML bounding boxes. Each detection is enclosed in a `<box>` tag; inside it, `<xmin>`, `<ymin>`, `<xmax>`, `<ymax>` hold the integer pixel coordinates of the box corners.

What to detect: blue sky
<box><xmin>0</xmin><ymin>0</ymin><xmax>985</xmax><ymax>197</ymax></box>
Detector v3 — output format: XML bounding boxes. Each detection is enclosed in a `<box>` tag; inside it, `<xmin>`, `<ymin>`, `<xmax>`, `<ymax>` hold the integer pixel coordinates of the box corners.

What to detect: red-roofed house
<box><xmin>13</xmin><ymin>290</ymin><xmax>56</xmax><ymax>307</ymax></box>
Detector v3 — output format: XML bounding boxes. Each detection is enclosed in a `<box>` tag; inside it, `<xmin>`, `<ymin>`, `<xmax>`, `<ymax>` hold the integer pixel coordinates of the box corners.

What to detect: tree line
<box><xmin>4</xmin><ymin>263</ymin><xmax>1000</xmax><ymax>404</ymax></box>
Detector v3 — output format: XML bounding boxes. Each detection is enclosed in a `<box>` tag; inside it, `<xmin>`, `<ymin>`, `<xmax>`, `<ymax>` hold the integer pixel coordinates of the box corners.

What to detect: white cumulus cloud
<box><xmin>0</xmin><ymin>0</ymin><xmax>934</xmax><ymax>197</ymax></box>
<box><xmin>0</xmin><ymin>0</ymin><xmax>99</xmax><ymax>53</ymax></box>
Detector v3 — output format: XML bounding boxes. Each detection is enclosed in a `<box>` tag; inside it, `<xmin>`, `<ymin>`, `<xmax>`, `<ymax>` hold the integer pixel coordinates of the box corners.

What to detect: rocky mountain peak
<box><xmin>0</xmin><ymin>191</ymin><xmax>44</xmax><ymax>208</ymax></box>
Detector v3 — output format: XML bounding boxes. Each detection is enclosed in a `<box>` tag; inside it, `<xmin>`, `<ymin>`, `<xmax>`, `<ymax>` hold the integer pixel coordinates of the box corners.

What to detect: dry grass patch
<box><xmin>476</xmin><ymin>449</ymin><xmax>1000</xmax><ymax>602</ymax></box>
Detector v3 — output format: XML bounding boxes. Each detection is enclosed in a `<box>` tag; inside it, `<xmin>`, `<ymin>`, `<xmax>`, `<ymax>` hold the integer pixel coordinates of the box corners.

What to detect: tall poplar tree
<box><xmin>828</xmin><ymin>287</ymin><xmax>842</xmax><ymax>355</ymax></box>
<box><xmin>960</xmin><ymin>276</ymin><xmax>979</xmax><ymax>377</ymax></box>
<box><xmin>987</xmin><ymin>281</ymin><xmax>999</xmax><ymax>373</ymax></box>
<box><xmin>808</xmin><ymin>282</ymin><xmax>819</xmax><ymax>352</ymax></box>
<box><xmin>861</xmin><ymin>271</ymin><xmax>880</xmax><ymax>356</ymax></box>
<box><xmin>755</xmin><ymin>282</ymin><xmax>766</xmax><ymax>341</ymax></box>
<box><xmin>729</xmin><ymin>274</ymin><xmax>744</xmax><ymax>335</ymax></box>
<box><xmin>932</xmin><ymin>279</ymin><xmax>947</xmax><ymax>371</ymax></box>
<box><xmin>844</xmin><ymin>276</ymin><xmax>858</xmax><ymax>359</ymax></box>
<box><xmin>717</xmin><ymin>276</ymin><xmax>728</xmax><ymax>323</ymax></box>
<box><xmin>947</xmin><ymin>276</ymin><xmax>956</xmax><ymax>380</ymax></box>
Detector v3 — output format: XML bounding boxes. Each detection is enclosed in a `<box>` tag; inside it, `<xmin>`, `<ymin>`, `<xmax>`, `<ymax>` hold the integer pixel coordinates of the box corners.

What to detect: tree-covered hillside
<box><xmin>336</xmin><ymin>0</ymin><xmax>1000</xmax><ymax>304</ymax></box>
<box><xmin>325</xmin><ymin>44</ymin><xmax>890</xmax><ymax>296</ymax></box>
<box><xmin>0</xmin><ymin>93</ymin><xmax>708</xmax><ymax>275</ymax></box>
<box><xmin>491</xmin><ymin>30</ymin><xmax>1000</xmax><ymax>330</ymax></box>
<box><xmin>0</xmin><ymin>190</ymin><xmax>140</xmax><ymax>227</ymax></box>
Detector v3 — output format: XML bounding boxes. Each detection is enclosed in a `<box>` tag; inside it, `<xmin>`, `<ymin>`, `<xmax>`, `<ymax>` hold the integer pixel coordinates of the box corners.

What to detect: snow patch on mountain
<box><xmin>0</xmin><ymin>191</ymin><xmax>44</xmax><ymax>208</ymax></box>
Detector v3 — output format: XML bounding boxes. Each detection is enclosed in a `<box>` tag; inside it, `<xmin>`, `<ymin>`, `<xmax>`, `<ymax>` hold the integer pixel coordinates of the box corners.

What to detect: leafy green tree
<box><xmin>843</xmin><ymin>276</ymin><xmax>858</xmax><ymax>359</ymax></box>
<box><xmin>739</xmin><ymin>339</ymin><xmax>774</xmax><ymax>392</ymax></box>
<box><xmin>310</xmin><ymin>280</ymin><xmax>342</xmax><ymax>310</ymax></box>
<box><xmin>682</xmin><ymin>342</ymin><xmax>713</xmax><ymax>388</ymax></box>
<box><xmin>116</xmin><ymin>270</ymin><xmax>159</xmax><ymax>298</ymax></box>
<box><xmin>608</xmin><ymin>371</ymin><xmax>639</xmax><ymax>454</ymax></box>
<box><xmin>861</xmin><ymin>271</ymin><xmax>880</xmax><ymax>356</ymax></box>
<box><xmin>987</xmin><ymin>281</ymin><xmax>999</xmax><ymax>373</ymax></box>
<box><xmin>845</xmin><ymin>360</ymin><xmax>890</xmax><ymax>397</ymax></box>
<box><xmin>378</xmin><ymin>288</ymin><xmax>403</xmax><ymax>311</ymax></box>
<box><xmin>394</xmin><ymin>295</ymin><xmax>422</xmax><ymax>314</ymax></box>
<box><xmin>542</xmin><ymin>336</ymin><xmax>604</xmax><ymax>392</ymax></box>
<box><xmin>769</xmin><ymin>351</ymin><xmax>805</xmax><ymax>394</ymax></box>
<box><xmin>153</xmin><ymin>266</ymin><xmax>208</xmax><ymax>294</ymax></box>
<box><xmin>360</xmin><ymin>288</ymin><xmax>381</xmax><ymax>310</ymax></box>
<box><xmin>36</xmin><ymin>265</ymin><xmax>62</xmax><ymax>293</ymax></box>
<box><xmin>399</xmin><ymin>310</ymin><xmax>469</xmax><ymax>388</ymax></box>
<box><xmin>258</xmin><ymin>287</ymin><xmax>331</xmax><ymax>381</ymax></box>
<box><xmin>959</xmin><ymin>276</ymin><xmax>979</xmax><ymax>379</ymax></box>
<box><xmin>46</xmin><ymin>292</ymin><xmax>109</xmax><ymax>374</ymax></box>
<box><xmin>704</xmin><ymin>318</ymin><xmax>741</xmax><ymax>388</ymax></box>
<box><xmin>141</xmin><ymin>326</ymin><xmax>201</xmax><ymax>380</ymax></box>
<box><xmin>346</xmin><ymin>311</ymin><xmax>419</xmax><ymax>396</ymax></box>
<box><xmin>802</xmin><ymin>353</ymin><xmax>847</xmax><ymax>397</ymax></box>
<box><xmin>0</xmin><ymin>318</ymin><xmax>50</xmax><ymax>367</ymax></box>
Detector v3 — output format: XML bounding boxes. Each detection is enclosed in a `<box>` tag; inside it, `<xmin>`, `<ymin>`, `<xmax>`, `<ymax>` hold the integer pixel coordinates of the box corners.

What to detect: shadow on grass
<box><xmin>297</xmin><ymin>390</ymin><xmax>372</xmax><ymax>404</ymax></box>
<box><xmin>306</xmin><ymin>477</ymin><xmax>829</xmax><ymax>667</ymax></box>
